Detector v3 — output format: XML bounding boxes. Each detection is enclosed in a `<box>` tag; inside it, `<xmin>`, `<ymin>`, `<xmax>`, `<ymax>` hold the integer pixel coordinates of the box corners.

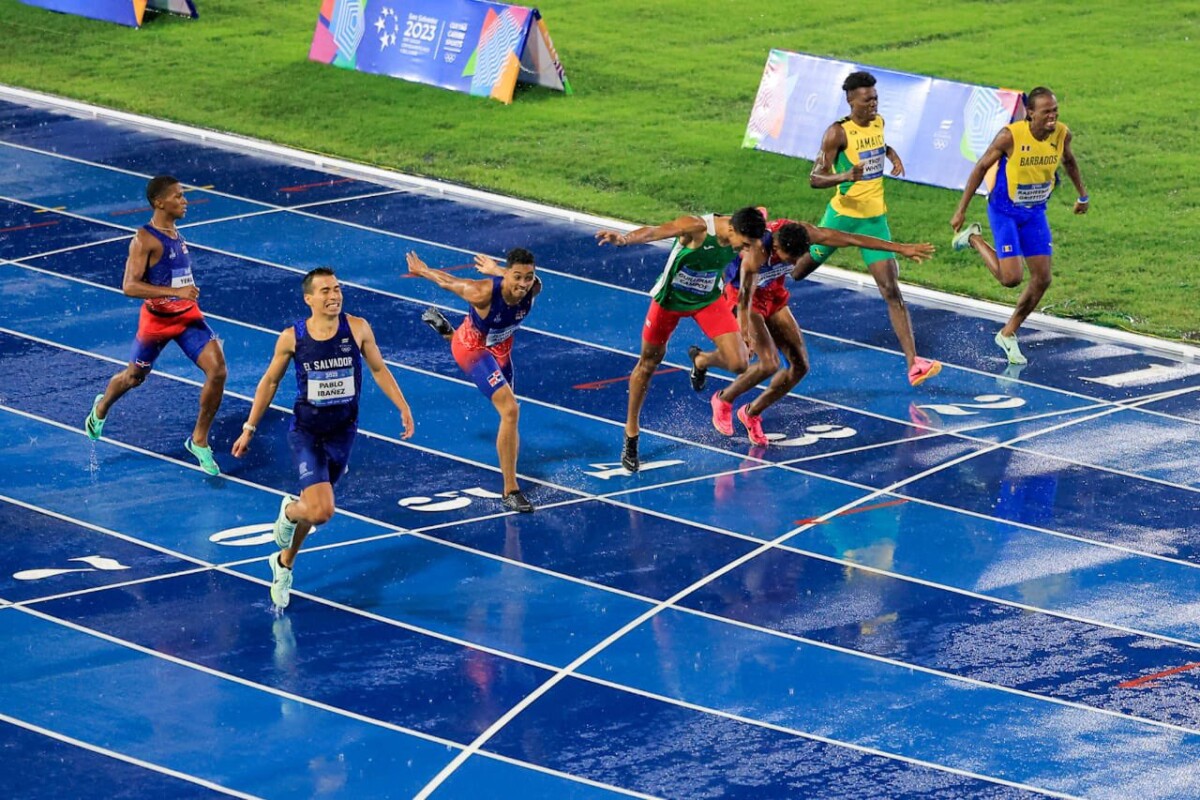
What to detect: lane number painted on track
<box><xmin>766</xmin><ymin>424</ymin><xmax>857</xmax><ymax>447</ymax></box>
<box><xmin>584</xmin><ymin>460</ymin><xmax>684</xmax><ymax>480</ymax></box>
<box><xmin>399</xmin><ymin>487</ymin><xmax>503</xmax><ymax>512</ymax></box>
<box><xmin>14</xmin><ymin>555</ymin><xmax>130</xmax><ymax>581</ymax></box>
<box><xmin>210</xmin><ymin>517</ymin><xmax>320</xmax><ymax>547</ymax></box>
<box><xmin>211</xmin><ymin>524</ymin><xmax>278</xmax><ymax>547</ymax></box>
<box><xmin>914</xmin><ymin>394</ymin><xmax>1026</xmax><ymax>417</ymax></box>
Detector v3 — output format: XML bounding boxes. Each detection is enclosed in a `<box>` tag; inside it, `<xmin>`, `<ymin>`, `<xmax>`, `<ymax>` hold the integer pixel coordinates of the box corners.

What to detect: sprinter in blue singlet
<box><xmin>408</xmin><ymin>248</ymin><xmax>540</xmax><ymax>514</ymax></box>
<box><xmin>231</xmin><ymin>267</ymin><xmax>415</xmax><ymax>609</ymax></box>
<box><xmin>83</xmin><ymin>175</ymin><xmax>227</xmax><ymax>476</ymax></box>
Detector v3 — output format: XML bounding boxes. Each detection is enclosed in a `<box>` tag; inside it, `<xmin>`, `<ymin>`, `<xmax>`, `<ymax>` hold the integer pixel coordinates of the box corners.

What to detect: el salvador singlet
<box><xmin>465</xmin><ymin>275</ymin><xmax>535</xmax><ymax>350</ymax></box>
<box><xmin>650</xmin><ymin>214</ymin><xmax>735</xmax><ymax>312</ymax></box>
<box><xmin>829</xmin><ymin>116</ymin><xmax>888</xmax><ymax>219</ymax></box>
<box><xmin>141</xmin><ymin>225</ymin><xmax>196</xmax><ymax>315</ymax></box>
<box><xmin>989</xmin><ymin>120</ymin><xmax>1069</xmax><ymax>211</ymax></box>
<box><xmin>724</xmin><ymin>218</ymin><xmax>794</xmax><ymax>292</ymax></box>
<box><xmin>292</xmin><ymin>313</ymin><xmax>362</xmax><ymax>434</ymax></box>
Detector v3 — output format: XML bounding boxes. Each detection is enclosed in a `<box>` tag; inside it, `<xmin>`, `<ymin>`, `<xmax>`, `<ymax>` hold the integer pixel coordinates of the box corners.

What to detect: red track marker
<box><xmin>1118</xmin><ymin>662</ymin><xmax>1200</xmax><ymax>689</ymax></box>
<box><xmin>793</xmin><ymin>498</ymin><xmax>909</xmax><ymax>526</ymax></box>
<box><xmin>0</xmin><ymin>220</ymin><xmax>59</xmax><ymax>234</ymax></box>
<box><xmin>573</xmin><ymin>367</ymin><xmax>684</xmax><ymax>390</ymax></box>
<box><xmin>279</xmin><ymin>178</ymin><xmax>355</xmax><ymax>194</ymax></box>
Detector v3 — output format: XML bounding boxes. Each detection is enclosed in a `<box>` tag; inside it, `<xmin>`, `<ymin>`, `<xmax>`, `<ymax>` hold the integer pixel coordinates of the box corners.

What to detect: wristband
<box><xmin>1077</xmin><ymin>195</ymin><xmax>1089</xmax><ymax>204</ymax></box>
<box><xmin>242</xmin><ymin>422</ymin><xmax>257</xmax><ymax>433</ymax></box>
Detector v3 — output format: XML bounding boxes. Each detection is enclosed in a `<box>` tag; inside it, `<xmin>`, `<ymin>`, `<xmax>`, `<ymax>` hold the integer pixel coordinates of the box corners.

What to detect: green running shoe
<box><xmin>84</xmin><ymin>394</ymin><xmax>105</xmax><ymax>441</ymax></box>
<box><xmin>184</xmin><ymin>437</ymin><xmax>220</xmax><ymax>476</ymax></box>
<box><xmin>268</xmin><ymin>551</ymin><xmax>293</xmax><ymax>609</ymax></box>
<box><xmin>273</xmin><ymin>494</ymin><xmax>298</xmax><ymax>549</ymax></box>
<box><xmin>994</xmin><ymin>331</ymin><xmax>1028</xmax><ymax>365</ymax></box>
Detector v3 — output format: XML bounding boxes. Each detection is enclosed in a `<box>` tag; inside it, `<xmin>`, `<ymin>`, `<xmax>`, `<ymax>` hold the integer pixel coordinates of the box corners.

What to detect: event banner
<box><xmin>19</xmin><ymin>0</ymin><xmax>196</xmax><ymax>27</ymax></box>
<box><xmin>309</xmin><ymin>0</ymin><xmax>571</xmax><ymax>104</ymax></box>
<box><xmin>744</xmin><ymin>50</ymin><xmax>1023</xmax><ymax>191</ymax></box>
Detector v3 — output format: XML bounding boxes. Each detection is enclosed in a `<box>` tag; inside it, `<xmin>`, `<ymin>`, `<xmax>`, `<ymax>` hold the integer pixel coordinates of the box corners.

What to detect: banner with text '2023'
<box><xmin>309</xmin><ymin>0</ymin><xmax>571</xmax><ymax>104</ymax></box>
<box><xmin>744</xmin><ymin>49</ymin><xmax>1023</xmax><ymax>191</ymax></box>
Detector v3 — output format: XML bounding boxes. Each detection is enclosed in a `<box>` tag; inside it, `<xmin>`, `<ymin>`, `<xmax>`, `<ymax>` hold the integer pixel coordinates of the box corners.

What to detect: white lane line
<box><xmin>8</xmin><ymin>308</ymin><xmax>1200</xmax><ymax>593</ymax></box>
<box><xmin>413</xmin><ymin>387</ymin><xmax>1188</xmax><ymax>797</ymax></box>
<box><xmin>7</xmin><ymin>417</ymin><xmax>1200</xmax><ymax>783</ymax></box>
<box><xmin>8</xmin><ymin>254</ymin><xmax>1200</xmax><ymax>508</ymax></box>
<box><xmin>0</xmin><ymin>711</ymin><xmax>261</xmax><ymax>799</ymax></box>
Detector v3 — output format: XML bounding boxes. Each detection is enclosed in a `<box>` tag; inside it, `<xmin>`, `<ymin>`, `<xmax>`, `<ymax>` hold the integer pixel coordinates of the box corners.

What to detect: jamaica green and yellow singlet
<box><xmin>829</xmin><ymin>116</ymin><xmax>887</xmax><ymax>219</ymax></box>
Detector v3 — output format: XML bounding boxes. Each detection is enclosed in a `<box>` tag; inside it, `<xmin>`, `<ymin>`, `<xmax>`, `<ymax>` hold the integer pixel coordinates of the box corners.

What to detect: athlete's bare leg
<box><xmin>626</xmin><ymin>340</ymin><xmax>666</xmax><ymax>438</ymax></box>
<box><xmin>867</xmin><ymin>257</ymin><xmax>918</xmax><ymax>369</ymax></box>
<box><xmin>491</xmin><ymin>385</ymin><xmax>521</xmax><ymax>494</ymax></box>
<box><xmin>691</xmin><ymin>331</ymin><xmax>749</xmax><ymax>376</ymax></box>
<box><xmin>746</xmin><ymin>308</ymin><xmax>809</xmax><ymax>417</ymax></box>
<box><xmin>1003</xmin><ymin>255</ymin><xmax>1052</xmax><ymax>336</ymax></box>
<box><xmin>715</xmin><ymin>312</ymin><xmax>776</xmax><ymax>405</ymax></box>
<box><xmin>964</xmin><ymin>231</ymin><xmax>1025</xmax><ymax>287</ymax></box>
<box><xmin>278</xmin><ymin>481</ymin><xmax>335</xmax><ymax>568</ymax></box>
<box><xmin>191</xmin><ymin>339</ymin><xmax>227</xmax><ymax>448</ymax></box>
<box><xmin>94</xmin><ymin>364</ymin><xmax>151</xmax><ymax>420</ymax></box>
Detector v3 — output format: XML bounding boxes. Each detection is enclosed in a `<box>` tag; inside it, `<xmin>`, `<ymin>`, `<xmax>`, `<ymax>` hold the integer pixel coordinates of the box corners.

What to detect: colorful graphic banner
<box><xmin>148</xmin><ymin>0</ymin><xmax>197</xmax><ymax>15</ymax></box>
<box><xmin>19</xmin><ymin>0</ymin><xmax>197</xmax><ymax>27</ymax></box>
<box><xmin>745</xmin><ymin>50</ymin><xmax>1023</xmax><ymax>191</ymax></box>
<box><xmin>309</xmin><ymin>0</ymin><xmax>571</xmax><ymax>104</ymax></box>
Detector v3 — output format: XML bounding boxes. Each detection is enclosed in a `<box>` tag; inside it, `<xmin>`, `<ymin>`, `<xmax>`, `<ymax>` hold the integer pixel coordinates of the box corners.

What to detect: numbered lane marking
<box><xmin>915</xmin><ymin>394</ymin><xmax>1026</xmax><ymax>417</ymax></box>
<box><xmin>399</xmin><ymin>487</ymin><xmax>503</xmax><ymax>512</ymax></box>
<box><xmin>584</xmin><ymin>460</ymin><xmax>684</xmax><ymax>480</ymax></box>
<box><xmin>766</xmin><ymin>424</ymin><xmax>857</xmax><ymax>447</ymax></box>
<box><xmin>14</xmin><ymin>555</ymin><xmax>130</xmax><ymax>581</ymax></box>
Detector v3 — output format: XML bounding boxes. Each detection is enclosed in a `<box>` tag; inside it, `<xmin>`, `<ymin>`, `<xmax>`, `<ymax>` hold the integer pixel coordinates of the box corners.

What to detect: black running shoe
<box><xmin>621</xmin><ymin>434</ymin><xmax>639</xmax><ymax>473</ymax></box>
<box><xmin>687</xmin><ymin>345</ymin><xmax>707</xmax><ymax>391</ymax></box>
<box><xmin>421</xmin><ymin>307</ymin><xmax>455</xmax><ymax>337</ymax></box>
<box><xmin>502</xmin><ymin>489</ymin><xmax>534</xmax><ymax>513</ymax></box>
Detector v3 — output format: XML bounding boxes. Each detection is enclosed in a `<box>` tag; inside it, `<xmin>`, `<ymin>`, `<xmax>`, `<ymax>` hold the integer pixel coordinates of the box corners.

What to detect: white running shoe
<box><xmin>994</xmin><ymin>331</ymin><xmax>1028</xmax><ymax>365</ymax></box>
<box><xmin>952</xmin><ymin>222</ymin><xmax>983</xmax><ymax>252</ymax></box>
<box><xmin>268</xmin><ymin>551</ymin><xmax>293</xmax><ymax>609</ymax></box>
<box><xmin>273</xmin><ymin>495</ymin><xmax>298</xmax><ymax>549</ymax></box>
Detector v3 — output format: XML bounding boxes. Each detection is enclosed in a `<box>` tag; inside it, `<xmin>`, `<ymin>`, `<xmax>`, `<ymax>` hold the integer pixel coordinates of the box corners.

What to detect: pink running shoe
<box><xmin>737</xmin><ymin>405</ymin><xmax>769</xmax><ymax>446</ymax></box>
<box><xmin>710</xmin><ymin>390</ymin><xmax>733</xmax><ymax>436</ymax></box>
<box><xmin>908</xmin><ymin>357</ymin><xmax>942</xmax><ymax>387</ymax></box>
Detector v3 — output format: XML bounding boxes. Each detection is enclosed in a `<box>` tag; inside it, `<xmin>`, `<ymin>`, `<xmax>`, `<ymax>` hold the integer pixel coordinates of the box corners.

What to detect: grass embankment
<box><xmin>0</xmin><ymin>0</ymin><xmax>1196</xmax><ymax>339</ymax></box>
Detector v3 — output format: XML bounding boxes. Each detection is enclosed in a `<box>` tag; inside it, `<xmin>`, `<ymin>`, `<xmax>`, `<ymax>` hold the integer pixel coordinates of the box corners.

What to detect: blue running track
<box><xmin>1</xmin><ymin>92</ymin><xmax>1199</xmax><ymax>799</ymax></box>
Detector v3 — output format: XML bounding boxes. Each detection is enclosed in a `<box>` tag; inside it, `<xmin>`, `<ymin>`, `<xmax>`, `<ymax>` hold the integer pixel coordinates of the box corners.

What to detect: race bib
<box><xmin>485</xmin><ymin>324</ymin><xmax>519</xmax><ymax>348</ymax></box>
<box><xmin>170</xmin><ymin>268</ymin><xmax>195</xmax><ymax>289</ymax></box>
<box><xmin>671</xmin><ymin>267</ymin><xmax>718</xmax><ymax>296</ymax></box>
<box><xmin>307</xmin><ymin>368</ymin><xmax>355</xmax><ymax>406</ymax></box>
<box><xmin>858</xmin><ymin>147</ymin><xmax>885</xmax><ymax>180</ymax></box>
<box><xmin>758</xmin><ymin>260</ymin><xmax>791</xmax><ymax>284</ymax></box>
<box><xmin>1015</xmin><ymin>181</ymin><xmax>1052</xmax><ymax>205</ymax></box>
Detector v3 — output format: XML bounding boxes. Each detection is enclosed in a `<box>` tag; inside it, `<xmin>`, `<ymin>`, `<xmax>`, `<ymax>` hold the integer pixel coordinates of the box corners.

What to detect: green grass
<box><xmin>1</xmin><ymin>0</ymin><xmax>1197</xmax><ymax>341</ymax></box>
